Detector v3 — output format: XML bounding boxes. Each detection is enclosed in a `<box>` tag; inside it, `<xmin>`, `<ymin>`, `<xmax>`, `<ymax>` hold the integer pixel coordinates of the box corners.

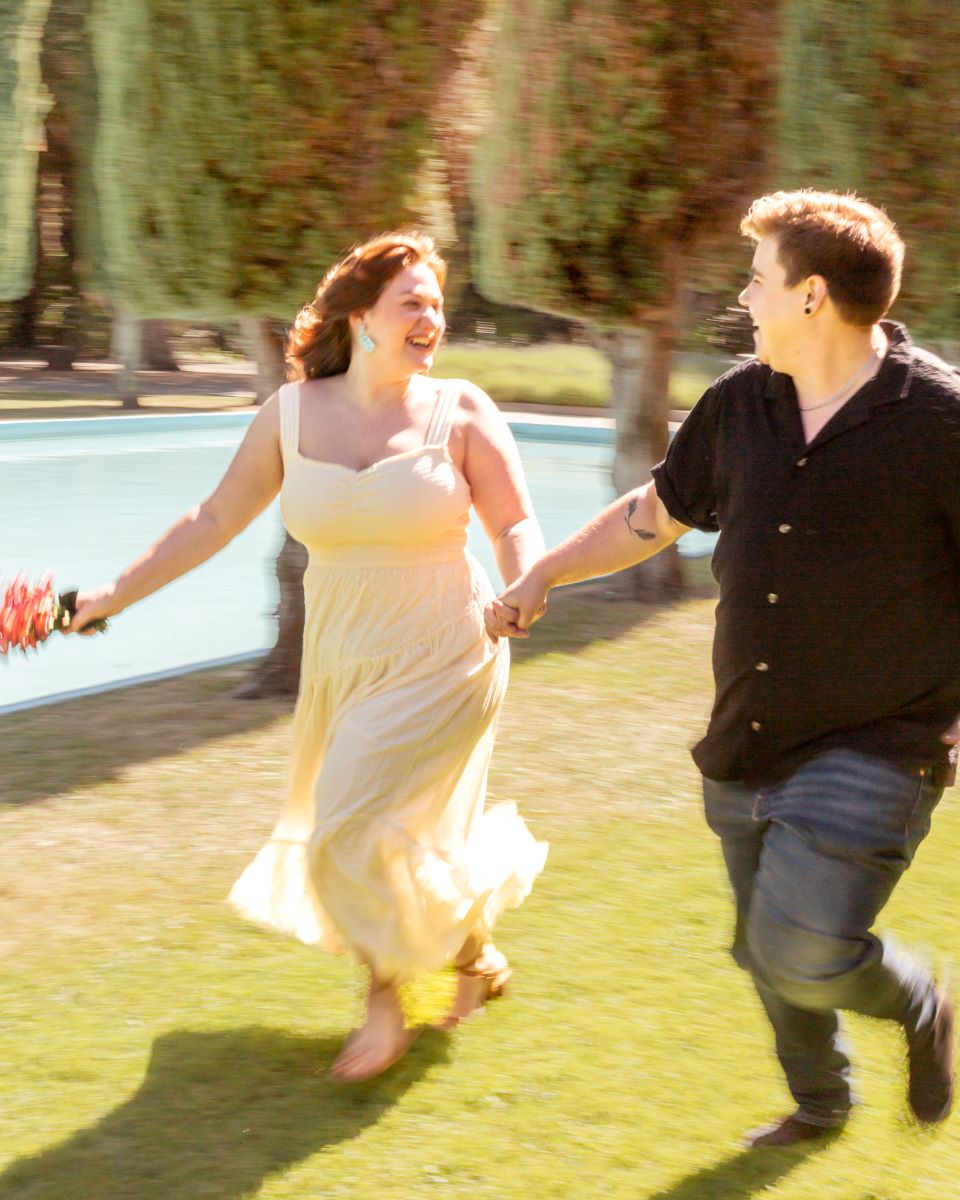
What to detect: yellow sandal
<box><xmin>438</xmin><ymin>947</ymin><xmax>512</xmax><ymax>1030</ymax></box>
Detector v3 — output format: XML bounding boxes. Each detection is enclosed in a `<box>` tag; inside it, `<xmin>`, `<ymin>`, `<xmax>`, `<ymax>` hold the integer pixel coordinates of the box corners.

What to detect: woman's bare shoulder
<box><xmin>438</xmin><ymin>377</ymin><xmax>497</xmax><ymax>418</ymax></box>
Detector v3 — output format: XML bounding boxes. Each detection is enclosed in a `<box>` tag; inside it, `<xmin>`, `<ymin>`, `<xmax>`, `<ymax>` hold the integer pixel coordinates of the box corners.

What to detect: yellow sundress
<box><xmin>228</xmin><ymin>379</ymin><xmax>547</xmax><ymax>982</ymax></box>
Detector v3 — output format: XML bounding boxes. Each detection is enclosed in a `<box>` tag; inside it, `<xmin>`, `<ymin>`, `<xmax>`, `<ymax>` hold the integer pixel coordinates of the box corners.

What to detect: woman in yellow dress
<box><xmin>70</xmin><ymin>233</ymin><xmax>547</xmax><ymax>1082</ymax></box>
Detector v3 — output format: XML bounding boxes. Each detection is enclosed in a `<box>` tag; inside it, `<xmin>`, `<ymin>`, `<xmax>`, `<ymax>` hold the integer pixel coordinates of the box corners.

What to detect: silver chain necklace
<box><xmin>797</xmin><ymin>351</ymin><xmax>880</xmax><ymax>412</ymax></box>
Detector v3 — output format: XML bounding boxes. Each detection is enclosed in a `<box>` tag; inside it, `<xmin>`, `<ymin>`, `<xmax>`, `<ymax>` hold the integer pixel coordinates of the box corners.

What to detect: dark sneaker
<box><xmin>906</xmin><ymin>986</ymin><xmax>955</xmax><ymax>1124</ymax></box>
<box><xmin>743</xmin><ymin>1111</ymin><xmax>844</xmax><ymax>1149</ymax></box>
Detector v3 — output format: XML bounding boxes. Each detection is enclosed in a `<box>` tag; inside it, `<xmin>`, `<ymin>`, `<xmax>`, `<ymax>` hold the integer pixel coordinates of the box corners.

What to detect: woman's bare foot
<box><xmin>437</xmin><ymin>945</ymin><xmax>511</xmax><ymax>1031</ymax></box>
<box><xmin>330</xmin><ymin>978</ymin><xmax>415</xmax><ymax>1083</ymax></box>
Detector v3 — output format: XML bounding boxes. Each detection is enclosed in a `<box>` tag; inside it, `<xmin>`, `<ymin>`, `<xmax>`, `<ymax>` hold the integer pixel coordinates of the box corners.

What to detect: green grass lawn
<box><xmin>2</xmin><ymin>587</ymin><xmax>958</xmax><ymax>1198</ymax></box>
<box><xmin>437</xmin><ymin>342</ymin><xmax>715</xmax><ymax>410</ymax></box>
<box><xmin>0</xmin><ymin>344</ymin><xmax>718</xmax><ymax>419</ymax></box>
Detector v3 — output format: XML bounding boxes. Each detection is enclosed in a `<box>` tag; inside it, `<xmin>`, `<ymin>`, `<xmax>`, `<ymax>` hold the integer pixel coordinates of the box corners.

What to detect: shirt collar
<box><xmin>876</xmin><ymin>320</ymin><xmax>915</xmax><ymax>404</ymax></box>
<box><xmin>762</xmin><ymin>319</ymin><xmax>914</xmax><ymax>407</ymax></box>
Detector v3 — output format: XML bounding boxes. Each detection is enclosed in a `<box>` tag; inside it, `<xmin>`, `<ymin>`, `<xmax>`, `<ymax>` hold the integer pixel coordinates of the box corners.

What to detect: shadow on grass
<box><xmin>0</xmin><ymin>1025</ymin><xmax>450</xmax><ymax>1200</ymax></box>
<box><xmin>0</xmin><ymin>664</ymin><xmax>291</xmax><ymax>807</ymax></box>
<box><xmin>1</xmin><ymin>570</ymin><xmax>717</xmax><ymax>808</ymax></box>
<box><xmin>509</xmin><ymin>564</ymin><xmax>717</xmax><ymax>666</ymax></box>
<box><xmin>0</xmin><ymin>590</ymin><xmax>654</xmax><ymax>807</ymax></box>
<box><xmin>649</xmin><ymin>1140</ymin><xmax>829</xmax><ymax>1200</ymax></box>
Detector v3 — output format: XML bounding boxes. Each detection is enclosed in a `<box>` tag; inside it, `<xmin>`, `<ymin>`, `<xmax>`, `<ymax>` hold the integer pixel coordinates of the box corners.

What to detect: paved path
<box><xmin>0</xmin><ymin>359</ymin><xmax>257</xmax><ymax>420</ymax></box>
<box><xmin>0</xmin><ymin>359</ymin><xmax>634</xmax><ymax>423</ymax></box>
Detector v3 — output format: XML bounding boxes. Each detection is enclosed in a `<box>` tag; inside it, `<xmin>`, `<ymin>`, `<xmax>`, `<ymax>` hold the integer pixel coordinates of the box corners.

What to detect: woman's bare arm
<box><xmin>69</xmin><ymin>395</ymin><xmax>284</xmax><ymax>631</ymax></box>
<box><xmin>455</xmin><ymin>382</ymin><xmax>544</xmax><ymax>588</ymax></box>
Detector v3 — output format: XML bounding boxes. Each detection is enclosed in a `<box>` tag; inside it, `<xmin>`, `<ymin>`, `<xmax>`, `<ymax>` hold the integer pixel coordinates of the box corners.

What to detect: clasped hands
<box><xmin>484</xmin><ymin>568</ymin><xmax>549</xmax><ymax>641</ymax></box>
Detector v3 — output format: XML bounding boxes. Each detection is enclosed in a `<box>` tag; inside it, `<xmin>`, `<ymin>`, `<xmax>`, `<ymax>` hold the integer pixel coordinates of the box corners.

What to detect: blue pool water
<box><xmin>0</xmin><ymin>412</ymin><xmax>715</xmax><ymax>712</ymax></box>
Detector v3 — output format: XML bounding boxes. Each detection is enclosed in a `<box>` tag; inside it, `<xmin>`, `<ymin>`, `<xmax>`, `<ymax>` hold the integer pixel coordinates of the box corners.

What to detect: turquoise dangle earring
<box><xmin>357</xmin><ymin>321</ymin><xmax>376</xmax><ymax>354</ymax></box>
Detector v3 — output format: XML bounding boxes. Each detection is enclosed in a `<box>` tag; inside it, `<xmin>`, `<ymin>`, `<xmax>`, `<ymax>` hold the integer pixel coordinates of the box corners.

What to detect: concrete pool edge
<box><xmin>0</xmin><ymin>649</ymin><xmax>268</xmax><ymax>718</ymax></box>
<box><xmin>0</xmin><ymin>409</ymin><xmax>690</xmax><ymax>447</ymax></box>
<box><xmin>0</xmin><ymin>410</ymin><xmax>257</xmax><ymax>441</ymax></box>
<box><xmin>0</xmin><ymin>410</ymin><xmax>698</xmax><ymax>717</ymax></box>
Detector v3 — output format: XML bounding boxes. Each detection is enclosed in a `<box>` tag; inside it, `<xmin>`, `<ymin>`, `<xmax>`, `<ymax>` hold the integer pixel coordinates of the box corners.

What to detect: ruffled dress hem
<box><xmin>227</xmin><ymin>802</ymin><xmax>547</xmax><ymax>983</ymax></box>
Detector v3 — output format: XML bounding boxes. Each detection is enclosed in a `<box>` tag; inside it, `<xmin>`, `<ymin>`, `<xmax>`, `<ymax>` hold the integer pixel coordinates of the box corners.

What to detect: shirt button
<box><xmin>756</xmin><ymin>661</ymin><xmax>769</xmax><ymax>671</ymax></box>
<box><xmin>796</xmin><ymin>456</ymin><xmax>808</xmax><ymax>467</ymax></box>
<box><xmin>767</xmin><ymin>593</ymin><xmax>779</xmax><ymax>604</ymax></box>
<box><xmin>750</xmin><ymin>720</ymin><xmax>763</xmax><ymax>732</ymax></box>
<box><xmin>778</xmin><ymin>523</ymin><xmax>792</xmax><ymax>534</ymax></box>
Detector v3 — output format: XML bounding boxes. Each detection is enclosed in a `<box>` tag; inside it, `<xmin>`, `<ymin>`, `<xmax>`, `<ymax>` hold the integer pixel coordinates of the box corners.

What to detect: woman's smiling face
<box><xmin>361</xmin><ymin>261</ymin><xmax>446</xmax><ymax>373</ymax></box>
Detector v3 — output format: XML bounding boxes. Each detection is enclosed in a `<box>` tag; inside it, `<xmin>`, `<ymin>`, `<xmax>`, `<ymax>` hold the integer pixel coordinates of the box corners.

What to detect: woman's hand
<box><xmin>66</xmin><ymin>584</ymin><xmax>120</xmax><ymax>635</ymax></box>
<box><xmin>484</xmin><ymin>598</ymin><xmax>516</xmax><ymax>641</ymax></box>
<box><xmin>486</xmin><ymin>569</ymin><xmax>549</xmax><ymax>639</ymax></box>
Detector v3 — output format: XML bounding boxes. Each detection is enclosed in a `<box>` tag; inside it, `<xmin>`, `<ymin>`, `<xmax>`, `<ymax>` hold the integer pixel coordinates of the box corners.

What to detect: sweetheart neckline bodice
<box><xmin>292</xmin><ymin>442</ymin><xmax>467</xmax><ymax>485</ymax></box>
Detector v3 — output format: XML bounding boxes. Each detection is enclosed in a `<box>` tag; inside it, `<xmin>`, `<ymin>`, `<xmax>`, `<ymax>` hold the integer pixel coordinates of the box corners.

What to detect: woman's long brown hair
<box><xmin>286</xmin><ymin>232</ymin><xmax>447</xmax><ymax>381</ymax></box>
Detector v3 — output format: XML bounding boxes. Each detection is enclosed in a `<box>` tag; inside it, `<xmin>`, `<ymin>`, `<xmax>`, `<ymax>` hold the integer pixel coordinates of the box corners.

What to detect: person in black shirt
<box><xmin>486</xmin><ymin>190</ymin><xmax>957</xmax><ymax>1147</ymax></box>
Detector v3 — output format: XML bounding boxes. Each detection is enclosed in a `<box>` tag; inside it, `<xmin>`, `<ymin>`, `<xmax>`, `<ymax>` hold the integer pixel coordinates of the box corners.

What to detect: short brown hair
<box><xmin>740</xmin><ymin>190</ymin><xmax>904</xmax><ymax>327</ymax></box>
<box><xmin>286</xmin><ymin>232</ymin><xmax>447</xmax><ymax>381</ymax></box>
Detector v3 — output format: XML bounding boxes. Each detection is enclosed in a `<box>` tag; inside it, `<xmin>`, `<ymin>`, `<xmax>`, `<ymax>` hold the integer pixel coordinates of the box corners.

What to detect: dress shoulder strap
<box><xmin>424</xmin><ymin>379</ymin><xmax>461</xmax><ymax>448</ymax></box>
<box><xmin>277</xmin><ymin>382</ymin><xmax>301</xmax><ymax>466</ymax></box>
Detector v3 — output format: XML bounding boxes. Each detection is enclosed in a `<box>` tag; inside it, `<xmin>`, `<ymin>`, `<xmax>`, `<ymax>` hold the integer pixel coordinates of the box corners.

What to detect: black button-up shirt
<box><xmin>651</xmin><ymin>322</ymin><xmax>960</xmax><ymax>786</ymax></box>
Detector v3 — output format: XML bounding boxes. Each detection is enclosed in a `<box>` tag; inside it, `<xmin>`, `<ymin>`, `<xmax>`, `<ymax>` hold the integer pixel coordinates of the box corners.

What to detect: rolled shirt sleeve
<box><xmin>650</xmin><ymin>381</ymin><xmax>723</xmax><ymax>533</ymax></box>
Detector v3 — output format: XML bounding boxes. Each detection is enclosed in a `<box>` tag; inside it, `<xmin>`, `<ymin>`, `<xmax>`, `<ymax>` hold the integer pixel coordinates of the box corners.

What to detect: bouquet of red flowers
<box><xmin>0</xmin><ymin>576</ymin><xmax>107</xmax><ymax>656</ymax></box>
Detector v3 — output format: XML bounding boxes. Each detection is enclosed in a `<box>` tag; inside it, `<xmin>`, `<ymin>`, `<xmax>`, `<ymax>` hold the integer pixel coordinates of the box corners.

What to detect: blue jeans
<box><xmin>703</xmin><ymin>749</ymin><xmax>944</xmax><ymax>1126</ymax></box>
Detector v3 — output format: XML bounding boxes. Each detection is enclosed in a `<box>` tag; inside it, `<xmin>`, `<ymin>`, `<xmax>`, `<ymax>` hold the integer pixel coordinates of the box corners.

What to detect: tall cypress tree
<box><xmin>0</xmin><ymin>0</ymin><xmax>51</xmax><ymax>301</ymax></box>
<box><xmin>89</xmin><ymin>0</ymin><xmax>473</xmax><ymax>318</ymax></box>
<box><xmin>778</xmin><ymin>0</ymin><xmax>960</xmax><ymax>343</ymax></box>
<box><xmin>472</xmin><ymin>0</ymin><xmax>778</xmax><ymax>596</ymax></box>
<box><xmin>87</xmin><ymin>0</ymin><xmax>479</xmax><ymax>693</ymax></box>
<box><xmin>1</xmin><ymin>0</ymin><xmax>108</xmax><ymax>358</ymax></box>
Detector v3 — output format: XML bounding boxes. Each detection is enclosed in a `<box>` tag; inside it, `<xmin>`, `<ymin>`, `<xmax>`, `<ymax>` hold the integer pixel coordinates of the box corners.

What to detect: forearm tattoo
<box><xmin>624</xmin><ymin>497</ymin><xmax>656</xmax><ymax>541</ymax></box>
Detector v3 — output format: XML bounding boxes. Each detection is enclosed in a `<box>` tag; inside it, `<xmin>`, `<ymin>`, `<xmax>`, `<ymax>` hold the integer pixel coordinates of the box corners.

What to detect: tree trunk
<box><xmin>240</xmin><ymin>316</ymin><xmax>287</xmax><ymax>402</ymax></box>
<box><xmin>111</xmin><ymin>312</ymin><xmax>141</xmax><ymax>408</ymax></box>
<box><xmin>9</xmin><ymin>287</ymin><xmax>39</xmax><ymax>351</ymax></box>
<box><xmin>6</xmin><ymin>64</ymin><xmax>75</xmax><ymax>360</ymax></box>
<box><xmin>233</xmin><ymin>316</ymin><xmax>306</xmax><ymax>699</ymax></box>
<box><xmin>34</xmin><ymin>58</ymin><xmax>81</xmax><ymax>370</ymax></box>
<box><xmin>601</xmin><ymin>317</ymin><xmax>684</xmax><ymax>601</ymax></box>
<box><xmin>43</xmin><ymin>343</ymin><xmax>76</xmax><ymax>369</ymax></box>
<box><xmin>230</xmin><ymin>532</ymin><xmax>308</xmax><ymax>699</ymax></box>
<box><xmin>140</xmin><ymin>319</ymin><xmax>179</xmax><ymax>370</ymax></box>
